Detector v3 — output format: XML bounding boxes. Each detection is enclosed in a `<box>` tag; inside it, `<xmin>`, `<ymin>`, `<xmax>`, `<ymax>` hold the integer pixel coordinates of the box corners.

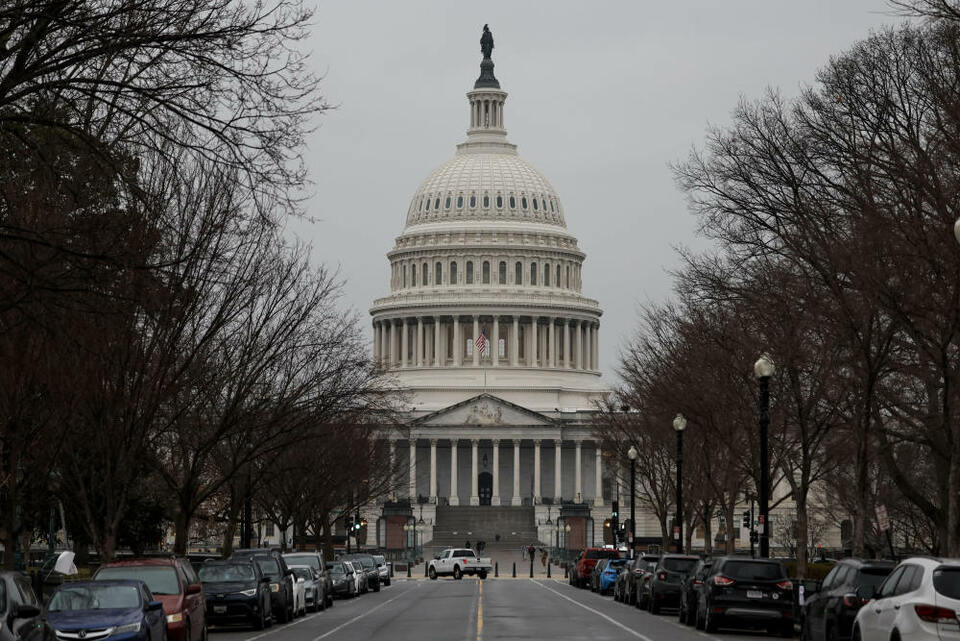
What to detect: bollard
<box><xmin>564</xmin><ymin>563</ymin><xmax>569</xmax><ymax>578</ymax></box>
<box><xmin>495</xmin><ymin>562</ymin><xmax>499</xmax><ymax>577</ymax></box>
<box><xmin>407</xmin><ymin>563</ymin><xmax>412</xmax><ymax>578</ymax></box>
<box><xmin>547</xmin><ymin>562</ymin><xmax>551</xmax><ymax>578</ymax></box>
<box><xmin>512</xmin><ymin>562</ymin><xmax>516</xmax><ymax>578</ymax></box>
<box><xmin>424</xmin><ymin>562</ymin><xmax>428</xmax><ymax>577</ymax></box>
<box><xmin>529</xmin><ymin>556</ymin><xmax>534</xmax><ymax>578</ymax></box>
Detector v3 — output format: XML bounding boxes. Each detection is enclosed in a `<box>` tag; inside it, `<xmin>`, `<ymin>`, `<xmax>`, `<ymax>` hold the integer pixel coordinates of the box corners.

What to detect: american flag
<box><xmin>475</xmin><ymin>328</ymin><xmax>487</xmax><ymax>356</ymax></box>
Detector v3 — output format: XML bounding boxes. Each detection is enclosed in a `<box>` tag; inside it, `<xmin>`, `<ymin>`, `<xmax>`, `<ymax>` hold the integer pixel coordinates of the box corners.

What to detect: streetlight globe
<box><xmin>627</xmin><ymin>445</ymin><xmax>638</xmax><ymax>460</ymax></box>
<box><xmin>673</xmin><ymin>413</ymin><xmax>687</xmax><ymax>432</ymax></box>
<box><xmin>754</xmin><ymin>353</ymin><xmax>776</xmax><ymax>379</ymax></box>
<box><xmin>955</xmin><ymin>217</ymin><xmax>960</xmax><ymax>246</ymax></box>
<box><xmin>564</xmin><ymin>524</ymin><xmax>571</xmax><ymax>533</ymax></box>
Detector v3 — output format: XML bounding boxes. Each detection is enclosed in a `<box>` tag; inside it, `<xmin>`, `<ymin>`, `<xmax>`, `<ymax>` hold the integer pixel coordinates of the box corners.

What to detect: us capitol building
<box><xmin>363</xmin><ymin>27</ymin><xmax>616</xmax><ymax>558</ymax></box>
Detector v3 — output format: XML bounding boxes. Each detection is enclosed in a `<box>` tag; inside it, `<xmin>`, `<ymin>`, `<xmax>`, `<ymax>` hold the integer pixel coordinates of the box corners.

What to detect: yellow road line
<box><xmin>476</xmin><ymin>578</ymin><xmax>483</xmax><ymax>641</ymax></box>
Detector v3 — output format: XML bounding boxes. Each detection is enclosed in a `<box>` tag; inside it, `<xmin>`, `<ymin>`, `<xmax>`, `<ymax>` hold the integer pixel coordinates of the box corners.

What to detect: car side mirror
<box><xmin>285</xmin><ymin>569</ymin><xmax>295</xmax><ymax>577</ymax></box>
<box><xmin>147</xmin><ymin>601</ymin><xmax>164</xmax><ymax>611</ymax></box>
<box><xmin>856</xmin><ymin>585</ymin><xmax>876</xmax><ymax>601</ymax></box>
<box><xmin>13</xmin><ymin>604</ymin><xmax>41</xmax><ymax>619</ymax></box>
<box><xmin>261</xmin><ymin>576</ymin><xmax>271</xmax><ymax>584</ymax></box>
<box><xmin>186</xmin><ymin>584</ymin><xmax>202</xmax><ymax>595</ymax></box>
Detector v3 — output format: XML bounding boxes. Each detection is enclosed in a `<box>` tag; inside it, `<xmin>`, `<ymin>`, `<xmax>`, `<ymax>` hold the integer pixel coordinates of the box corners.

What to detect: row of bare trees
<box><xmin>596</xmin><ymin>0</ymin><xmax>960</xmax><ymax>576</ymax></box>
<box><xmin>0</xmin><ymin>0</ymin><xmax>400</xmax><ymax>567</ymax></box>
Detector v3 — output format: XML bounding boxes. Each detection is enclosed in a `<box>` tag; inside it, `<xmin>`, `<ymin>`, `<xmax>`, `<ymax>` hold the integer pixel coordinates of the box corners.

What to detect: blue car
<box><xmin>600</xmin><ymin>559</ymin><xmax>628</xmax><ymax>594</ymax></box>
<box><xmin>46</xmin><ymin>580</ymin><xmax>167</xmax><ymax>641</ymax></box>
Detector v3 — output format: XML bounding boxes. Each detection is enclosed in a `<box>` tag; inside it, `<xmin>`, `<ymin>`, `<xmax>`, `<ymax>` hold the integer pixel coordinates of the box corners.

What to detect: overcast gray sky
<box><xmin>291</xmin><ymin>1</ymin><xmax>903</xmax><ymax>384</ymax></box>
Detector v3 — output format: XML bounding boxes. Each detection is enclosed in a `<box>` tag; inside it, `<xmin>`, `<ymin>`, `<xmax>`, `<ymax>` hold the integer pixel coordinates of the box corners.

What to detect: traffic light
<box><xmin>354</xmin><ymin>520</ymin><xmax>362</xmax><ymax>531</ymax></box>
<box><xmin>611</xmin><ymin>501</ymin><xmax>619</xmax><ymax>519</ymax></box>
<box><xmin>742</xmin><ymin>511</ymin><xmax>751</xmax><ymax>528</ymax></box>
<box><xmin>610</xmin><ymin>501</ymin><xmax>619</xmax><ymax>542</ymax></box>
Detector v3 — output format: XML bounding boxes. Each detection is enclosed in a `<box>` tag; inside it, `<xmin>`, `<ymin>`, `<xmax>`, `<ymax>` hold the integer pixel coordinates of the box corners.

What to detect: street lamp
<box><xmin>564</xmin><ymin>523</ymin><xmax>572</xmax><ymax>563</ymax></box>
<box><xmin>754</xmin><ymin>353</ymin><xmax>775</xmax><ymax>559</ymax></box>
<box><xmin>954</xmin><ymin>217</ymin><xmax>960</xmax><ymax>246</ymax></box>
<box><xmin>627</xmin><ymin>445</ymin><xmax>638</xmax><ymax>559</ymax></box>
<box><xmin>673</xmin><ymin>413</ymin><xmax>687</xmax><ymax>554</ymax></box>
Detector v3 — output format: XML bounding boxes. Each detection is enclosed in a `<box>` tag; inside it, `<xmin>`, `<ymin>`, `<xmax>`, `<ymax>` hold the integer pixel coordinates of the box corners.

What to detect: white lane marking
<box><xmin>531</xmin><ymin>579</ymin><xmax>655</xmax><ymax>641</ymax></box>
<box><xmin>240</xmin><ymin>610</ymin><xmax>324</xmax><ymax>641</ymax></box>
<box><xmin>310</xmin><ymin>583</ymin><xmax>419</xmax><ymax>641</ymax></box>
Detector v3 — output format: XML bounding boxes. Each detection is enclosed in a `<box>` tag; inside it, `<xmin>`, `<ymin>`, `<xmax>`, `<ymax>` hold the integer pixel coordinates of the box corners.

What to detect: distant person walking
<box><xmin>465</xmin><ymin>540</ymin><xmax>471</xmax><ymax>549</ymax></box>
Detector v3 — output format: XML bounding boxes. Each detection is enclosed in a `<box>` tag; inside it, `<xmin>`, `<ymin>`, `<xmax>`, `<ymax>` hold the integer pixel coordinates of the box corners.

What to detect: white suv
<box><xmin>853</xmin><ymin>556</ymin><xmax>960</xmax><ymax>640</ymax></box>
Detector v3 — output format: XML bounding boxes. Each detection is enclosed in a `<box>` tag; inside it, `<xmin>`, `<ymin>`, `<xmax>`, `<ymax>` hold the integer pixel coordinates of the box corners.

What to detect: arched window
<box><xmin>543</xmin><ymin>262</ymin><xmax>550</xmax><ymax>286</ymax></box>
<box><xmin>419</xmin><ymin>197</ymin><xmax>424</xmax><ymax>211</ymax></box>
<box><xmin>521</xmin><ymin>196</ymin><xmax>528</xmax><ymax>209</ymax></box>
<box><xmin>555</xmin><ymin>264</ymin><xmax>560</xmax><ymax>287</ymax></box>
<box><xmin>445</xmin><ymin>196</ymin><xmax>451</xmax><ymax>209</ymax></box>
<box><xmin>403</xmin><ymin>265</ymin><xmax>407</xmax><ymax>288</ymax></box>
<box><xmin>482</xmin><ymin>261</ymin><xmax>490</xmax><ymax>284</ymax></box>
<box><xmin>497</xmin><ymin>195</ymin><xmax>503</xmax><ymax>208</ymax></box>
<box><xmin>457</xmin><ymin>195</ymin><xmax>463</xmax><ymax>208</ymax></box>
<box><xmin>435</xmin><ymin>262</ymin><xmax>442</xmax><ymax>285</ymax></box>
<box><xmin>434</xmin><ymin>197</ymin><xmax>440</xmax><ymax>210</ymax></box>
<box><xmin>515</xmin><ymin>261</ymin><xmax>523</xmax><ymax>285</ymax></box>
<box><xmin>470</xmin><ymin>195</ymin><xmax>477</xmax><ymax>208</ymax></box>
<box><xmin>498</xmin><ymin>261</ymin><xmax>506</xmax><ymax>285</ymax></box>
<box><xmin>530</xmin><ymin>262</ymin><xmax>537</xmax><ymax>285</ymax></box>
<box><xmin>483</xmin><ymin>194</ymin><xmax>490</xmax><ymax>208</ymax></box>
<box><xmin>532</xmin><ymin>198</ymin><xmax>538</xmax><ymax>211</ymax></box>
<box><xmin>466</xmin><ymin>261</ymin><xmax>474</xmax><ymax>284</ymax></box>
<box><xmin>425</xmin><ymin>198</ymin><xmax>430</xmax><ymax>211</ymax></box>
<box><xmin>450</xmin><ymin>261</ymin><xmax>458</xmax><ymax>284</ymax></box>
<box><xmin>423</xmin><ymin>262</ymin><xmax>429</xmax><ymax>285</ymax></box>
<box><xmin>509</xmin><ymin>195</ymin><xmax>516</xmax><ymax>208</ymax></box>
<box><xmin>411</xmin><ymin>264</ymin><xmax>417</xmax><ymax>287</ymax></box>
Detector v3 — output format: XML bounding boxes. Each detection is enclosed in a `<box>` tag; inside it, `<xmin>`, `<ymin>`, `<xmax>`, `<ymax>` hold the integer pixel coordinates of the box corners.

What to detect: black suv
<box><xmin>800</xmin><ymin>558</ymin><xmax>894</xmax><ymax>641</ymax></box>
<box><xmin>230</xmin><ymin>549</ymin><xmax>295</xmax><ymax>623</ymax></box>
<box><xmin>696</xmin><ymin>556</ymin><xmax>794</xmax><ymax>637</ymax></box>
<box><xmin>616</xmin><ymin>554</ymin><xmax>658</xmax><ymax>606</ymax></box>
<box><xmin>642</xmin><ymin>554</ymin><xmax>699</xmax><ymax>613</ymax></box>
<box><xmin>198</xmin><ymin>560</ymin><xmax>273</xmax><ymax>629</ymax></box>
<box><xmin>340</xmin><ymin>554</ymin><xmax>380</xmax><ymax>592</ymax></box>
<box><xmin>679</xmin><ymin>558</ymin><xmax>712</xmax><ymax>626</ymax></box>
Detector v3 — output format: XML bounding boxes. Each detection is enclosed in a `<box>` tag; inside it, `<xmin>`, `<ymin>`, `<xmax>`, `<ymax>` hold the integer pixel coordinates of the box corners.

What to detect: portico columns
<box><xmin>534</xmin><ymin>440</ymin><xmax>542</xmax><ymax>503</ymax></box>
<box><xmin>512</xmin><ymin>440</ymin><xmax>522</xmax><ymax>506</ymax></box>
<box><xmin>470</xmin><ymin>440</ymin><xmax>480</xmax><ymax>505</ymax></box>
<box><xmin>491</xmin><ymin>440</ymin><xmax>501</xmax><ymax>506</ymax></box>
<box><xmin>492</xmin><ymin>316</ymin><xmax>500</xmax><ymax>366</ymax></box>
<box><xmin>594</xmin><ymin>445</ymin><xmax>604</xmax><ymax>506</ymax></box>
<box><xmin>429</xmin><ymin>439</ymin><xmax>437</xmax><ymax>502</ymax></box>
<box><xmin>400</xmin><ymin>319</ymin><xmax>408</xmax><ymax>367</ymax></box>
<box><xmin>554</xmin><ymin>441</ymin><xmax>562</xmax><ymax>501</ymax></box>
<box><xmin>548</xmin><ymin>318</ymin><xmax>556</xmax><ymax>368</ymax></box>
<box><xmin>593</xmin><ymin>323</ymin><xmax>600</xmax><ymax>371</ymax></box>
<box><xmin>373</xmin><ymin>323</ymin><xmax>380</xmax><ymax>363</ymax></box>
<box><xmin>449</xmin><ymin>439</ymin><xmax>459</xmax><ymax>505</ymax></box>
<box><xmin>390</xmin><ymin>320</ymin><xmax>397</xmax><ymax>366</ymax></box>
<box><xmin>408</xmin><ymin>439</ymin><xmax>417</xmax><ymax>499</ymax></box>
<box><xmin>563</xmin><ymin>320</ymin><xmax>571</xmax><ymax>369</ymax></box>
<box><xmin>574</xmin><ymin>320</ymin><xmax>583</xmax><ymax>370</ymax></box>
<box><xmin>453</xmin><ymin>316</ymin><xmax>461</xmax><ymax>366</ymax></box>
<box><xmin>575</xmin><ymin>440</ymin><xmax>583</xmax><ymax>503</ymax></box>
<box><xmin>416</xmin><ymin>317</ymin><xmax>424</xmax><ymax>367</ymax></box>
<box><xmin>434</xmin><ymin>316</ymin><xmax>442</xmax><ymax>367</ymax></box>
<box><xmin>511</xmin><ymin>317</ymin><xmax>519</xmax><ymax>366</ymax></box>
<box><xmin>473</xmin><ymin>315</ymin><xmax>480</xmax><ymax>366</ymax></box>
<box><xmin>529</xmin><ymin>317</ymin><xmax>538</xmax><ymax>367</ymax></box>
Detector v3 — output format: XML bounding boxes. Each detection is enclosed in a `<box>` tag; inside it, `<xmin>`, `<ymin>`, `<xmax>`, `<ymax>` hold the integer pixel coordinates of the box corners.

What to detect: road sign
<box><xmin>876</xmin><ymin>504</ymin><xmax>890</xmax><ymax>532</ymax></box>
<box><xmin>673</xmin><ymin>526</ymin><xmax>680</xmax><ymax>538</ymax></box>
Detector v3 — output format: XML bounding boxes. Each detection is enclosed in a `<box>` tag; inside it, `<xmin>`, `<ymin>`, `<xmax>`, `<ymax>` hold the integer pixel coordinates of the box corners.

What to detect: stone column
<box><xmin>429</xmin><ymin>439</ymin><xmax>437</xmax><ymax>502</ymax></box>
<box><xmin>373</xmin><ymin>322</ymin><xmax>380</xmax><ymax>363</ymax></box>
<box><xmin>563</xmin><ymin>319</ymin><xmax>571</xmax><ymax>369</ymax></box>
<box><xmin>554</xmin><ymin>441</ymin><xmax>562</xmax><ymax>501</ymax></box>
<box><xmin>453</xmin><ymin>316</ymin><xmax>461</xmax><ymax>366</ymax></box>
<box><xmin>400</xmin><ymin>319</ymin><xmax>408</xmax><ymax>368</ymax></box>
<box><xmin>548</xmin><ymin>318</ymin><xmax>556</xmax><ymax>368</ymax></box>
<box><xmin>575</xmin><ymin>440</ymin><xmax>583</xmax><ymax>503</ymax></box>
<box><xmin>511</xmin><ymin>317</ymin><xmax>519</xmax><ymax>366</ymax></box>
<box><xmin>492</xmin><ymin>316</ymin><xmax>500</xmax><ymax>366</ymax></box>
<box><xmin>574</xmin><ymin>320</ymin><xmax>583</xmax><ymax>370</ymax></box>
<box><xmin>529</xmin><ymin>317</ymin><xmax>537</xmax><ymax>367</ymax></box>
<box><xmin>473</xmin><ymin>315</ymin><xmax>480</xmax><ymax>366</ymax></box>
<box><xmin>594</xmin><ymin>445</ymin><xmax>604</xmax><ymax>506</ymax></box>
<box><xmin>408</xmin><ymin>439</ymin><xmax>417</xmax><ymax>499</ymax></box>
<box><xmin>534</xmin><ymin>440</ymin><xmax>542</xmax><ymax>503</ymax></box>
<box><xmin>470</xmin><ymin>440</ymin><xmax>480</xmax><ymax>505</ymax></box>
<box><xmin>512</xmin><ymin>439</ymin><xmax>522</xmax><ymax>506</ymax></box>
<box><xmin>416</xmin><ymin>317</ymin><xmax>424</xmax><ymax>367</ymax></box>
<box><xmin>449</xmin><ymin>439</ymin><xmax>459</xmax><ymax>506</ymax></box>
<box><xmin>390</xmin><ymin>320</ymin><xmax>397</xmax><ymax>366</ymax></box>
<box><xmin>593</xmin><ymin>323</ymin><xmax>599</xmax><ymax>371</ymax></box>
<box><xmin>491</xmin><ymin>439</ymin><xmax>501</xmax><ymax>506</ymax></box>
<box><xmin>434</xmin><ymin>316</ymin><xmax>442</xmax><ymax>367</ymax></box>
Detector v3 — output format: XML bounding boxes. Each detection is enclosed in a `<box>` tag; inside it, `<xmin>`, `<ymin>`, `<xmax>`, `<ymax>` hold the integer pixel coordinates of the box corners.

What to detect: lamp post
<box><xmin>627</xmin><ymin>445</ymin><xmax>638</xmax><ymax>559</ymax></box>
<box><xmin>754</xmin><ymin>354</ymin><xmax>775</xmax><ymax>559</ymax></box>
<box><xmin>954</xmin><ymin>217</ymin><xmax>960</xmax><ymax>246</ymax></box>
<box><xmin>564</xmin><ymin>523</ymin><xmax>572</xmax><ymax>563</ymax></box>
<box><xmin>673</xmin><ymin>413</ymin><xmax>687</xmax><ymax>553</ymax></box>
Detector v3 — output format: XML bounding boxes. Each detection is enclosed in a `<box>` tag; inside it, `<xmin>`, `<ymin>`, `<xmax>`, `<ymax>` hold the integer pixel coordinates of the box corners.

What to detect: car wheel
<box><xmin>851</xmin><ymin>625</ymin><xmax>862</xmax><ymax>641</ymax></box>
<box><xmin>826</xmin><ymin>622</ymin><xmax>840</xmax><ymax>641</ymax></box>
<box><xmin>686</xmin><ymin>602</ymin><xmax>697</xmax><ymax>627</ymax></box>
<box><xmin>678</xmin><ymin>601</ymin><xmax>685</xmax><ymax>623</ymax></box>
<box><xmin>704</xmin><ymin>605</ymin><xmax>719</xmax><ymax>633</ymax></box>
<box><xmin>779</xmin><ymin>622</ymin><xmax>794</xmax><ymax>638</ymax></box>
<box><xmin>650</xmin><ymin>590</ymin><xmax>661</xmax><ymax>614</ymax></box>
<box><xmin>695</xmin><ymin>602</ymin><xmax>705</xmax><ymax>630</ymax></box>
<box><xmin>318</xmin><ymin>589</ymin><xmax>326</xmax><ymax>611</ymax></box>
<box><xmin>429</xmin><ymin>567</ymin><xmax>438</xmax><ymax>580</ymax></box>
<box><xmin>453</xmin><ymin>566</ymin><xmax>462</xmax><ymax>580</ymax></box>
<box><xmin>479</xmin><ymin>570</ymin><xmax>487</xmax><ymax>580</ymax></box>
<box><xmin>373</xmin><ymin>580</ymin><xmax>380</xmax><ymax>593</ymax></box>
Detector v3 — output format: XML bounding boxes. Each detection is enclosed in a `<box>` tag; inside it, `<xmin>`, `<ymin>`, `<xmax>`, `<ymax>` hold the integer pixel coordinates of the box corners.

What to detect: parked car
<box><xmin>341</xmin><ymin>555</ymin><xmax>380</xmax><ymax>591</ymax></box>
<box><xmin>197</xmin><ymin>560</ymin><xmax>272</xmax><ymax>629</ymax></box>
<box><xmin>372</xmin><ymin>555</ymin><xmax>391</xmax><ymax>587</ymax></box>
<box><xmin>800</xmin><ymin>558</ymin><xmax>894</xmax><ymax>641</ymax></box>
<box><xmin>94</xmin><ymin>556</ymin><xmax>206</xmax><ymax>641</ymax></box>
<box><xmin>614</xmin><ymin>555</ymin><xmax>658</xmax><ymax>606</ymax></box>
<box><xmin>0</xmin><ymin>571</ymin><xmax>45</xmax><ymax>641</ymax></box>
<box><xmin>590</xmin><ymin>559</ymin><xmax>612</xmax><ymax>592</ymax></box>
<box><xmin>325</xmin><ymin>562</ymin><xmax>357</xmax><ymax>599</ymax></box>
<box><xmin>282</xmin><ymin>553</ymin><xmax>331</xmax><ymax>609</ymax></box>
<box><xmin>46</xmin><ymin>580</ymin><xmax>166</xmax><ymax>641</ymax></box>
<box><xmin>643</xmin><ymin>554</ymin><xmax>699</xmax><ymax>614</ymax></box>
<box><xmin>695</xmin><ymin>556</ymin><xmax>794</xmax><ymax>637</ymax></box>
<box><xmin>597</xmin><ymin>559</ymin><xmax>628</xmax><ymax>595</ymax></box>
<box><xmin>342</xmin><ymin>561</ymin><xmax>366</xmax><ymax>594</ymax></box>
<box><xmin>852</xmin><ymin>556</ymin><xmax>960</xmax><ymax>641</ymax></box>
<box><xmin>679</xmin><ymin>558</ymin><xmax>713</xmax><ymax>626</ymax></box>
<box><xmin>291</xmin><ymin>566</ymin><xmax>322</xmax><ymax>614</ymax></box>
<box><xmin>288</xmin><ymin>568</ymin><xmax>306</xmax><ymax>618</ymax></box>
<box><xmin>229</xmin><ymin>549</ymin><xmax>294</xmax><ymax>623</ymax></box>
<box><xmin>570</xmin><ymin>548</ymin><xmax>620</xmax><ymax>589</ymax></box>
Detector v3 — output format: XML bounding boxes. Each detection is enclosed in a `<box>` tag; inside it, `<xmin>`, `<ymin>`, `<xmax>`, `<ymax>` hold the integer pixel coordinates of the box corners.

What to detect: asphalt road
<box><xmin>208</xmin><ymin>578</ymin><xmax>792</xmax><ymax>641</ymax></box>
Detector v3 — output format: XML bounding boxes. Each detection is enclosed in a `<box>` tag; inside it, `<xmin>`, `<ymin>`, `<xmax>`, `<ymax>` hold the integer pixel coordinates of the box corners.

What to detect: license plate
<box><xmin>214</xmin><ymin>606</ymin><xmax>227</xmax><ymax>614</ymax></box>
<box><xmin>746</xmin><ymin>590</ymin><xmax>764</xmax><ymax>599</ymax></box>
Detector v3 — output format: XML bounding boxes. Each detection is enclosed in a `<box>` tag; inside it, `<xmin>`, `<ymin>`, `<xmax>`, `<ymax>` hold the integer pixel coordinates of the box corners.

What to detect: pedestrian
<box><xmin>520</xmin><ymin>544</ymin><xmax>526</xmax><ymax>560</ymax></box>
<box><xmin>466</xmin><ymin>539</ymin><xmax>471</xmax><ymax>549</ymax></box>
<box><xmin>541</xmin><ymin>549</ymin><xmax>547</xmax><ymax>568</ymax></box>
<box><xmin>495</xmin><ymin>533</ymin><xmax>501</xmax><ymax>542</ymax></box>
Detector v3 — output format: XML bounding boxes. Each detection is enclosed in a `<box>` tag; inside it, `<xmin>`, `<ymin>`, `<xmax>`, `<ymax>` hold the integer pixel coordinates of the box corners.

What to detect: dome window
<box><xmin>435</xmin><ymin>262</ymin><xmax>442</xmax><ymax>285</ymax></box>
<box><xmin>482</xmin><ymin>261</ymin><xmax>490</xmax><ymax>284</ymax></box>
<box><xmin>499</xmin><ymin>261</ymin><xmax>506</xmax><ymax>285</ymax></box>
<box><xmin>457</xmin><ymin>195</ymin><xmax>463</xmax><ymax>208</ymax></box>
<box><xmin>550</xmin><ymin>199</ymin><xmax>555</xmax><ymax>212</ymax></box>
<box><xmin>450</xmin><ymin>261</ymin><xmax>457</xmax><ymax>284</ymax></box>
<box><xmin>521</xmin><ymin>196</ymin><xmax>528</xmax><ymax>209</ymax></box>
<box><xmin>515</xmin><ymin>261</ymin><xmax>522</xmax><ymax>285</ymax></box>
<box><xmin>509</xmin><ymin>195</ymin><xmax>516</xmax><ymax>209</ymax></box>
<box><xmin>423</xmin><ymin>262</ymin><xmax>429</xmax><ymax>285</ymax></box>
<box><xmin>419</xmin><ymin>197</ymin><xmax>424</xmax><ymax>211</ymax></box>
<box><xmin>434</xmin><ymin>197</ymin><xmax>440</xmax><ymax>210</ymax></box>
<box><xmin>530</xmin><ymin>262</ymin><xmax>537</xmax><ymax>285</ymax></box>
<box><xmin>425</xmin><ymin>198</ymin><xmax>430</xmax><ymax>211</ymax></box>
<box><xmin>470</xmin><ymin>195</ymin><xmax>476</xmax><ymax>208</ymax></box>
<box><xmin>555</xmin><ymin>264</ymin><xmax>560</xmax><ymax>287</ymax></box>
<box><xmin>466</xmin><ymin>261</ymin><xmax>474</xmax><ymax>284</ymax></box>
<box><xmin>532</xmin><ymin>198</ymin><xmax>538</xmax><ymax>211</ymax></box>
<box><xmin>445</xmin><ymin>196</ymin><xmax>451</xmax><ymax>209</ymax></box>
<box><xmin>543</xmin><ymin>262</ymin><xmax>550</xmax><ymax>286</ymax></box>
<box><xmin>483</xmin><ymin>194</ymin><xmax>490</xmax><ymax>208</ymax></box>
<box><xmin>566</xmin><ymin>265</ymin><xmax>570</xmax><ymax>288</ymax></box>
<box><xmin>411</xmin><ymin>264</ymin><xmax>417</xmax><ymax>287</ymax></box>
<box><xmin>403</xmin><ymin>265</ymin><xmax>407</xmax><ymax>288</ymax></box>
<box><xmin>497</xmin><ymin>195</ymin><xmax>503</xmax><ymax>208</ymax></box>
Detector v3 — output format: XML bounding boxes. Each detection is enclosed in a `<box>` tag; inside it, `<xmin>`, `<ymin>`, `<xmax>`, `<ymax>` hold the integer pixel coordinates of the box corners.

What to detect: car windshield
<box><xmin>284</xmin><ymin>555</ymin><xmax>320</xmax><ymax>571</ymax></box>
<box><xmin>857</xmin><ymin>567</ymin><xmax>893</xmax><ymax>587</ymax></box>
<box><xmin>198</xmin><ymin>564</ymin><xmax>255</xmax><ymax>582</ymax></box>
<box><xmin>586</xmin><ymin>550</ymin><xmax>618</xmax><ymax>560</ymax></box>
<box><xmin>373</xmin><ymin>556</ymin><xmax>385</xmax><ymax>565</ymax></box>
<box><xmin>96</xmin><ymin>567</ymin><xmax>180</xmax><ymax>595</ymax></box>
<box><xmin>607</xmin><ymin>560</ymin><xmax>628</xmax><ymax>569</ymax></box>
<box><xmin>256</xmin><ymin>559</ymin><xmax>280</xmax><ymax>579</ymax></box>
<box><xmin>49</xmin><ymin>585</ymin><xmax>140</xmax><ymax>611</ymax></box>
<box><xmin>357</xmin><ymin>557</ymin><xmax>374</xmax><ymax>569</ymax></box>
<box><xmin>723</xmin><ymin>561</ymin><xmax>785</xmax><ymax>580</ymax></box>
<box><xmin>292</xmin><ymin>567</ymin><xmax>311</xmax><ymax>580</ymax></box>
<box><xmin>934</xmin><ymin>568</ymin><xmax>960</xmax><ymax>599</ymax></box>
<box><xmin>662</xmin><ymin>558</ymin><xmax>698</xmax><ymax>573</ymax></box>
<box><xmin>328</xmin><ymin>564</ymin><xmax>345</xmax><ymax>576</ymax></box>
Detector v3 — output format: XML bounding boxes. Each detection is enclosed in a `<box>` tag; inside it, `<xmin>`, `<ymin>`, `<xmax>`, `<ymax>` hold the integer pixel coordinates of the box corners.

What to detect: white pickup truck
<box><xmin>428</xmin><ymin>548</ymin><xmax>492</xmax><ymax>580</ymax></box>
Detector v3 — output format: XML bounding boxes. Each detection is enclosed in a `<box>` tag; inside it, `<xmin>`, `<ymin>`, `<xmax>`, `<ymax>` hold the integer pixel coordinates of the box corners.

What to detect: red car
<box><xmin>94</xmin><ymin>556</ymin><xmax>206</xmax><ymax>641</ymax></box>
<box><xmin>571</xmin><ymin>548</ymin><xmax>621</xmax><ymax>589</ymax></box>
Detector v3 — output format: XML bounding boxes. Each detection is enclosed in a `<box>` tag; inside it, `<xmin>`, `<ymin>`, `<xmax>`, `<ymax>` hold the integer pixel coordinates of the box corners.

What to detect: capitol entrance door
<box><xmin>478</xmin><ymin>472</ymin><xmax>492</xmax><ymax>505</ymax></box>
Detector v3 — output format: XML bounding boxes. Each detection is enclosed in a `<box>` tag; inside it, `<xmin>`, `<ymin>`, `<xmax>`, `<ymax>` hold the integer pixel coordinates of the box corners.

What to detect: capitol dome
<box><xmin>370</xmin><ymin>37</ymin><xmax>609</xmax><ymax>413</ymax></box>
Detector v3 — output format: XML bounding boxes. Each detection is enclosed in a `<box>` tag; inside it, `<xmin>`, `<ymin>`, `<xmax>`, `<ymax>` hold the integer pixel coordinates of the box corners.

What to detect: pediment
<box><xmin>413</xmin><ymin>394</ymin><xmax>555</xmax><ymax>427</ymax></box>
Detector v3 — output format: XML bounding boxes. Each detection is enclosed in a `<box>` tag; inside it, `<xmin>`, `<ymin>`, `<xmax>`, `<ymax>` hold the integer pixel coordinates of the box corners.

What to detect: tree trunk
<box><xmin>173</xmin><ymin>510</ymin><xmax>190</xmax><ymax>556</ymax></box>
<box><xmin>703</xmin><ymin>506</ymin><xmax>713</xmax><ymax>556</ymax></box>
<box><xmin>725</xmin><ymin>501</ymin><xmax>736</xmax><ymax>555</ymax></box>
<box><xmin>321</xmin><ymin>511</ymin><xmax>334</xmax><ymax>562</ymax></box>
<box><xmin>795</xmin><ymin>497</ymin><xmax>809</xmax><ymax>579</ymax></box>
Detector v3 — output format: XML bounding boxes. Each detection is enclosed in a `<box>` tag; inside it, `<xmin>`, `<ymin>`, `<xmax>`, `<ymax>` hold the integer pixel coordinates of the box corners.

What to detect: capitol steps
<box><xmin>430</xmin><ymin>505</ymin><xmax>538</xmax><ymax>549</ymax></box>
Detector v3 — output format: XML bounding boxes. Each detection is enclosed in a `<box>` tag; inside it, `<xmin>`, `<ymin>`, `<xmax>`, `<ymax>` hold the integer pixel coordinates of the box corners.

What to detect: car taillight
<box><xmin>693</xmin><ymin>579</ymin><xmax>702</xmax><ymax>586</ymax></box>
<box><xmin>713</xmin><ymin>575</ymin><xmax>734</xmax><ymax>586</ymax></box>
<box><xmin>658</xmin><ymin>572</ymin><xmax>667</xmax><ymax>581</ymax></box>
<box><xmin>776</xmin><ymin>580</ymin><xmax>793</xmax><ymax>591</ymax></box>
<box><xmin>915</xmin><ymin>604</ymin><xmax>958</xmax><ymax>624</ymax></box>
<box><xmin>842</xmin><ymin>594</ymin><xmax>860</xmax><ymax>608</ymax></box>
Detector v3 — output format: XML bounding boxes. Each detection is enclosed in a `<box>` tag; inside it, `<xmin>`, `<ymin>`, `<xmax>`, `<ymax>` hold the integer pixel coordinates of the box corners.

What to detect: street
<box><xmin>209</xmin><ymin>577</ymin><xmax>785</xmax><ymax>641</ymax></box>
